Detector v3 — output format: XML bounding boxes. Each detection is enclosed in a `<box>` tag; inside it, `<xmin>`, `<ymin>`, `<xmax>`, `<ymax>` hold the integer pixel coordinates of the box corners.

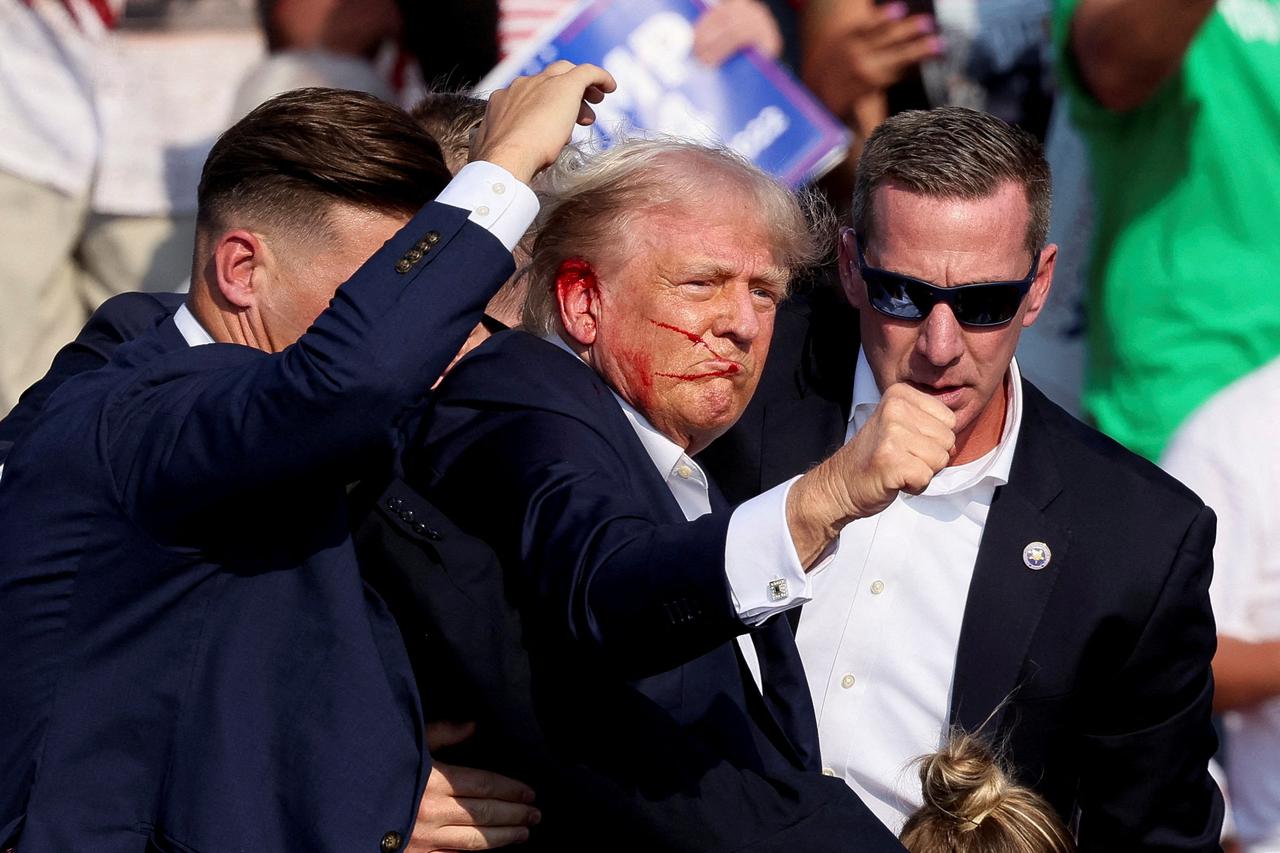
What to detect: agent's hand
<box><xmin>692</xmin><ymin>0</ymin><xmax>784</xmax><ymax>66</ymax></box>
<box><xmin>787</xmin><ymin>383</ymin><xmax>955</xmax><ymax>566</ymax></box>
<box><xmin>472</xmin><ymin>61</ymin><xmax>618</xmax><ymax>183</ymax></box>
<box><xmin>409</xmin><ymin>721</ymin><xmax>541</xmax><ymax>851</ymax></box>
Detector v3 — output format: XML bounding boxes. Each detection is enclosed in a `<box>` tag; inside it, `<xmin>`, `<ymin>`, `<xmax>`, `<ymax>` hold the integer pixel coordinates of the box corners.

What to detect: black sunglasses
<box><xmin>854</xmin><ymin>235</ymin><xmax>1039</xmax><ymax>328</ymax></box>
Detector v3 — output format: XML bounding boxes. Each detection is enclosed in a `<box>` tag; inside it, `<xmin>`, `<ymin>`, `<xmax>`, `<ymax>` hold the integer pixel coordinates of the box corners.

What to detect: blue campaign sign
<box><xmin>477</xmin><ymin>0</ymin><xmax>850</xmax><ymax>187</ymax></box>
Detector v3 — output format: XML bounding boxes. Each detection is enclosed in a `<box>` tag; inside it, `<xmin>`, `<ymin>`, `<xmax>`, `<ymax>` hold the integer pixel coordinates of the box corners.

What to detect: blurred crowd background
<box><xmin>2</xmin><ymin>0</ymin><xmax>1277</xmax><ymax>849</ymax></box>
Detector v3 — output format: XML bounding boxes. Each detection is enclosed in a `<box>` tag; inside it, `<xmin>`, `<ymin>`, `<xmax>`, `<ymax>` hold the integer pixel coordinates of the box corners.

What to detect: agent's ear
<box><xmin>837</xmin><ymin>227</ymin><xmax>868</xmax><ymax>311</ymax></box>
<box><xmin>555</xmin><ymin>257</ymin><xmax>601</xmax><ymax>346</ymax></box>
<box><xmin>1020</xmin><ymin>243</ymin><xmax>1057</xmax><ymax>328</ymax></box>
<box><xmin>210</xmin><ymin>229</ymin><xmax>266</xmax><ymax>309</ymax></box>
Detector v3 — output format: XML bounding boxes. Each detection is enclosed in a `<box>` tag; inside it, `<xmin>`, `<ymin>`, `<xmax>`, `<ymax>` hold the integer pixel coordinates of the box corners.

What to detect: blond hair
<box><xmin>900</xmin><ymin>732</ymin><xmax>1075</xmax><ymax>853</ymax></box>
<box><xmin>521</xmin><ymin>137</ymin><xmax>828</xmax><ymax>336</ymax></box>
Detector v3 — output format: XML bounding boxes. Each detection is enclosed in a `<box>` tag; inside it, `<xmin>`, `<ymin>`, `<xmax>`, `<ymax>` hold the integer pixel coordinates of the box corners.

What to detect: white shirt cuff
<box><xmin>724</xmin><ymin>475</ymin><xmax>821</xmax><ymax>626</ymax></box>
<box><xmin>434</xmin><ymin>161</ymin><xmax>539</xmax><ymax>253</ymax></box>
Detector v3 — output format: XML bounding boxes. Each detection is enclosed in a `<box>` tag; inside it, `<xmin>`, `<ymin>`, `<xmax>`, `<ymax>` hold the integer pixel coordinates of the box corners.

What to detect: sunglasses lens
<box><xmin>953</xmin><ymin>285</ymin><xmax>1025</xmax><ymax>326</ymax></box>
<box><xmin>867</xmin><ymin>273</ymin><xmax>927</xmax><ymax>320</ymax></box>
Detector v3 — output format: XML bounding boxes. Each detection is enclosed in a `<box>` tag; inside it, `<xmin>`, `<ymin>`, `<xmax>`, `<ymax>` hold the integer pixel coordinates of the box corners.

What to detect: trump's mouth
<box><xmin>657</xmin><ymin>360</ymin><xmax>743</xmax><ymax>381</ymax></box>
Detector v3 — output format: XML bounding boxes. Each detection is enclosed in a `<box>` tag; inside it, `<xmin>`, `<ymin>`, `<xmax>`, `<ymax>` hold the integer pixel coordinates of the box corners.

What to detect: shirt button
<box><xmin>476</xmin><ymin>205</ymin><xmax>490</xmax><ymax>217</ymax></box>
<box><xmin>492</xmin><ymin>182</ymin><xmax>506</xmax><ymax>195</ymax></box>
<box><xmin>822</xmin><ymin>767</ymin><xmax>836</xmax><ymax>777</ymax></box>
<box><xmin>675</xmin><ymin>464</ymin><xmax>693</xmax><ymax>479</ymax></box>
<box><xmin>870</xmin><ymin>579</ymin><xmax>885</xmax><ymax>595</ymax></box>
<box><xmin>840</xmin><ymin>673</ymin><xmax>855</xmax><ymax>689</ymax></box>
<box><xmin>380</xmin><ymin>830</ymin><xmax>403</xmax><ymax>851</ymax></box>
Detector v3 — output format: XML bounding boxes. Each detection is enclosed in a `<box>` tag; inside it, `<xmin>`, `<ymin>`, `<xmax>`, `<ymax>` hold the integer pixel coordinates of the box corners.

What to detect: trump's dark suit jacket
<box><xmin>0</xmin><ymin>202</ymin><xmax>513</xmax><ymax>852</ymax></box>
<box><xmin>407</xmin><ymin>329</ymin><xmax>903</xmax><ymax>852</ymax></box>
<box><xmin>697</xmin><ymin>290</ymin><xmax>1226</xmax><ymax>851</ymax></box>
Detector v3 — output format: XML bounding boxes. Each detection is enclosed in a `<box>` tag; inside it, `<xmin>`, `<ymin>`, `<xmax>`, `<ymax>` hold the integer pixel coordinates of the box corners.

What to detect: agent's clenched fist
<box><xmin>472</xmin><ymin>61</ymin><xmax>617</xmax><ymax>183</ymax></box>
<box><xmin>786</xmin><ymin>382</ymin><xmax>955</xmax><ymax>566</ymax></box>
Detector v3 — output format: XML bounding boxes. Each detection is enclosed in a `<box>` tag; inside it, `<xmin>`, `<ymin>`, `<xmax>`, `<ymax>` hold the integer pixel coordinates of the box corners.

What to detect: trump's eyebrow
<box><xmin>667</xmin><ymin>260</ymin><xmax>790</xmax><ymax>290</ymax></box>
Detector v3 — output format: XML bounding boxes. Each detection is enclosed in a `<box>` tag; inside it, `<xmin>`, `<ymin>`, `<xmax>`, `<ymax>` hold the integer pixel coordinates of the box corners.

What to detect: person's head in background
<box><xmin>257</xmin><ymin>0</ymin><xmax>401</xmax><ymax>56</ymax></box>
<box><xmin>900</xmin><ymin>732</ymin><xmax>1075</xmax><ymax>853</ymax></box>
<box><xmin>411</xmin><ymin>91</ymin><xmax>528</xmax><ymax>341</ymax></box>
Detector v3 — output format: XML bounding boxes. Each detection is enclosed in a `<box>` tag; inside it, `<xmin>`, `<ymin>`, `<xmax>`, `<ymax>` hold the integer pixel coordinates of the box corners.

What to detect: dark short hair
<box><xmin>410</xmin><ymin>92</ymin><xmax>487</xmax><ymax>174</ymax></box>
<box><xmin>197</xmin><ymin>88</ymin><xmax>451</xmax><ymax>239</ymax></box>
<box><xmin>852</xmin><ymin>107</ymin><xmax>1051</xmax><ymax>253</ymax></box>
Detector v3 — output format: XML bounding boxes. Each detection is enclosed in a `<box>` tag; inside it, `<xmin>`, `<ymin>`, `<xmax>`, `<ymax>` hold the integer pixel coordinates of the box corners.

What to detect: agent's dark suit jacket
<box><xmin>0</xmin><ymin>203</ymin><xmax>514</xmax><ymax>852</ymax></box>
<box><xmin>407</xmin><ymin>329</ymin><xmax>903</xmax><ymax>852</ymax></box>
<box><xmin>698</xmin><ymin>290</ymin><xmax>1225</xmax><ymax>851</ymax></box>
<box><xmin>0</xmin><ymin>291</ymin><xmax>186</xmax><ymax>463</ymax></box>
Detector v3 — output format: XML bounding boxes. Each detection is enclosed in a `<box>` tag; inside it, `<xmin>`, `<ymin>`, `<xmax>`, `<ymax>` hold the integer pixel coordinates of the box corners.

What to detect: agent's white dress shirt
<box><xmin>795</xmin><ymin>348</ymin><xmax>1024</xmax><ymax>833</ymax></box>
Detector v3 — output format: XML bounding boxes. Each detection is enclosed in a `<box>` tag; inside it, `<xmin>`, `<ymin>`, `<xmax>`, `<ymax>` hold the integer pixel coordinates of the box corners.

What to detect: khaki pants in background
<box><xmin>0</xmin><ymin>169</ymin><xmax>194</xmax><ymax>415</ymax></box>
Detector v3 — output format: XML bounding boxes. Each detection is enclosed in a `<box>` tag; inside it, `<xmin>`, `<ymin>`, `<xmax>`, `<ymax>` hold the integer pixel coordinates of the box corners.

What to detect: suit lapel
<box><xmin>949</xmin><ymin>384</ymin><xmax>1070</xmax><ymax>733</ymax></box>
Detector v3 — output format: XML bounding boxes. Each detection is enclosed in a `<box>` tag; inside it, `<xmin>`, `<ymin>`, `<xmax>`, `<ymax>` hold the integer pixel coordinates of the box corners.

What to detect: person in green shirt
<box><xmin>1054</xmin><ymin>0</ymin><xmax>1280</xmax><ymax>460</ymax></box>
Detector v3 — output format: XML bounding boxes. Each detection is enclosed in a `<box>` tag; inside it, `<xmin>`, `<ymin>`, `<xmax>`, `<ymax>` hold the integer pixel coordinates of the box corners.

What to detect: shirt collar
<box><xmin>849</xmin><ymin>348</ymin><xmax>1023</xmax><ymax>496</ymax></box>
<box><xmin>173</xmin><ymin>304</ymin><xmax>216</xmax><ymax>347</ymax></box>
<box><xmin>543</xmin><ymin>333</ymin><xmax>706</xmax><ymax>486</ymax></box>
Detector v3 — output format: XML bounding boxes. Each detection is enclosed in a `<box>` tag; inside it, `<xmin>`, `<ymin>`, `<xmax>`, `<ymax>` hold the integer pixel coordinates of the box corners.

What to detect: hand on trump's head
<box><xmin>472</xmin><ymin>61</ymin><xmax>618</xmax><ymax>184</ymax></box>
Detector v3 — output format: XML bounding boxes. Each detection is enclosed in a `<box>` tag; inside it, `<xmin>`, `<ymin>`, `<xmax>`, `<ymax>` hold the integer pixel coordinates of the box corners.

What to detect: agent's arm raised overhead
<box><xmin>102</xmin><ymin>64</ymin><xmax>614</xmax><ymax>534</ymax></box>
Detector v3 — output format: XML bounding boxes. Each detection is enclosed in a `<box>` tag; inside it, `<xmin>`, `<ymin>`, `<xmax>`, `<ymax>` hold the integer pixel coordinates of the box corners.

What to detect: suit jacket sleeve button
<box><xmin>395</xmin><ymin>259</ymin><xmax>412</xmax><ymax>273</ymax></box>
<box><xmin>380</xmin><ymin>830</ymin><xmax>403</xmax><ymax>851</ymax></box>
<box><xmin>424</xmin><ymin>230</ymin><xmax>440</xmax><ymax>245</ymax></box>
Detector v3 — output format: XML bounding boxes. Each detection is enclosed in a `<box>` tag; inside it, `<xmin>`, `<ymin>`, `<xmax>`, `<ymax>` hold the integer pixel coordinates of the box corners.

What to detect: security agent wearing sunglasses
<box><xmin>699</xmin><ymin>107</ymin><xmax>1223</xmax><ymax>849</ymax></box>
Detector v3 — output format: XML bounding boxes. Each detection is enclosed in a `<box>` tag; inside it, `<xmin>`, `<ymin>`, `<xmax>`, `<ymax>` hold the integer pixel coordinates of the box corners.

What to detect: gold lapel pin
<box><xmin>1023</xmin><ymin>541</ymin><xmax>1052</xmax><ymax>571</ymax></box>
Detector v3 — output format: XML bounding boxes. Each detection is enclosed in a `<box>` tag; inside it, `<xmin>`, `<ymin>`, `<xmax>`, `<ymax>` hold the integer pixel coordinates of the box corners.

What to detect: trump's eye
<box><xmin>751</xmin><ymin>286</ymin><xmax>781</xmax><ymax>307</ymax></box>
<box><xmin>678</xmin><ymin>280</ymin><xmax>715</xmax><ymax>297</ymax></box>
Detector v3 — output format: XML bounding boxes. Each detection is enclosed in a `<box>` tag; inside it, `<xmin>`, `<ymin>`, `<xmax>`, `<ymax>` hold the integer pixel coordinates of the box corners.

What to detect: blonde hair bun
<box><xmin>899</xmin><ymin>731</ymin><xmax>1076</xmax><ymax>853</ymax></box>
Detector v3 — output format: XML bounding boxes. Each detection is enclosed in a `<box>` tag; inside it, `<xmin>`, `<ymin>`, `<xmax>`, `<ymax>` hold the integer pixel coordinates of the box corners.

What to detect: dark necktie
<box><xmin>707</xmin><ymin>480</ymin><xmax>822</xmax><ymax>771</ymax></box>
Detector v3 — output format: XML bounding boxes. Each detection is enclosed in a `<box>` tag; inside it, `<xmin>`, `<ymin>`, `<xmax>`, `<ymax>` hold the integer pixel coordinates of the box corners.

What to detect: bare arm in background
<box><xmin>1068</xmin><ymin>0</ymin><xmax>1218</xmax><ymax>111</ymax></box>
<box><xmin>1214</xmin><ymin>637</ymin><xmax>1280</xmax><ymax>713</ymax></box>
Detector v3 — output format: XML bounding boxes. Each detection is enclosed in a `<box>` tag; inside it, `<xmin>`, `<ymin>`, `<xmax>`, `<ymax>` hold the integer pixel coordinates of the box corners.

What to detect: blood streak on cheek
<box><xmin>650</xmin><ymin>320</ymin><xmax>714</xmax><ymax>353</ymax></box>
<box><xmin>655</xmin><ymin>365</ymin><xmax>742</xmax><ymax>381</ymax></box>
<box><xmin>617</xmin><ymin>347</ymin><xmax>655</xmax><ymax>406</ymax></box>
